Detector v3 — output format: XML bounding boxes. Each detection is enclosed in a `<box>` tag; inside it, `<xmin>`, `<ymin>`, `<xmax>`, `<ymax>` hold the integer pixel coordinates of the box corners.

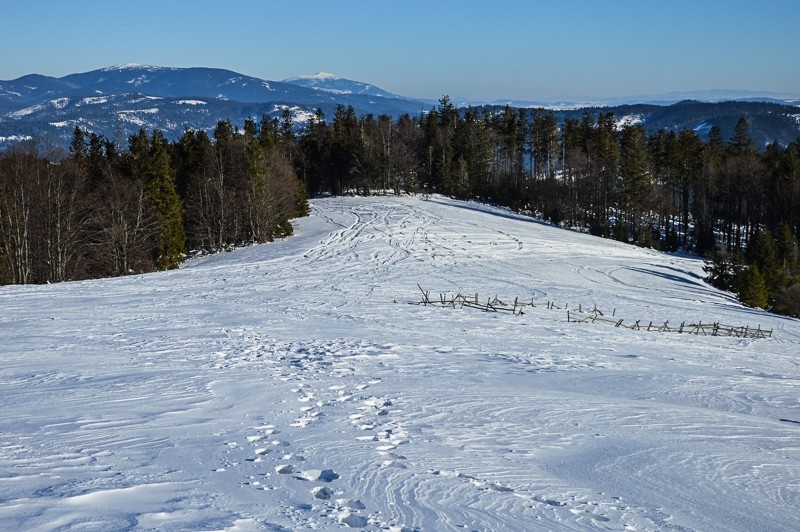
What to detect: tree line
<box><xmin>2</xmin><ymin>98</ymin><xmax>798</xmax><ymax>317</ymax></box>
<box><xmin>0</xmin><ymin>118</ymin><xmax>307</xmax><ymax>284</ymax></box>
<box><xmin>292</xmin><ymin>98</ymin><xmax>800</xmax><ymax>316</ymax></box>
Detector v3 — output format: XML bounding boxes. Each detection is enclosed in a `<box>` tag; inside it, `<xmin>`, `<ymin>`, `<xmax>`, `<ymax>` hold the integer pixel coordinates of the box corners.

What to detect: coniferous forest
<box><xmin>295</xmin><ymin>99</ymin><xmax>800</xmax><ymax>317</ymax></box>
<box><xmin>1</xmin><ymin>98</ymin><xmax>799</xmax><ymax>317</ymax></box>
<box><xmin>0</xmin><ymin>118</ymin><xmax>307</xmax><ymax>284</ymax></box>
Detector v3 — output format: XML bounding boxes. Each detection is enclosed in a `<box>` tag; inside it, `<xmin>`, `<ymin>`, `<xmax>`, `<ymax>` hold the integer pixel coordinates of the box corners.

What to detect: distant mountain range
<box><xmin>0</xmin><ymin>64</ymin><xmax>427</xmax><ymax>147</ymax></box>
<box><xmin>1</xmin><ymin>64</ymin><xmax>798</xmax><ymax>149</ymax></box>
<box><xmin>473</xmin><ymin>100</ymin><xmax>800</xmax><ymax>148</ymax></box>
<box><xmin>456</xmin><ymin>89</ymin><xmax>800</xmax><ymax>109</ymax></box>
<box><xmin>281</xmin><ymin>72</ymin><xmax>412</xmax><ymax>100</ymax></box>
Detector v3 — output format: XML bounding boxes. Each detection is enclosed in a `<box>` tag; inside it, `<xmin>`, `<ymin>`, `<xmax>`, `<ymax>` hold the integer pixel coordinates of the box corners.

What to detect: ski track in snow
<box><xmin>1</xmin><ymin>195</ymin><xmax>799</xmax><ymax>530</ymax></box>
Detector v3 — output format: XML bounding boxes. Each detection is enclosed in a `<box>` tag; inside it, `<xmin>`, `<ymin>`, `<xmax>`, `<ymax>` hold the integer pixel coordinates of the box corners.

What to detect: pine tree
<box><xmin>774</xmin><ymin>284</ymin><xmax>800</xmax><ymax>317</ymax></box>
<box><xmin>280</xmin><ymin>108</ymin><xmax>296</xmax><ymax>157</ymax></box>
<box><xmin>298</xmin><ymin>109</ymin><xmax>329</xmax><ymax>195</ymax></box>
<box><xmin>421</xmin><ymin>108</ymin><xmax>439</xmax><ymax>192</ymax></box>
<box><xmin>69</xmin><ymin>126</ymin><xmax>87</xmax><ymax>159</ymax></box>
<box><xmin>776</xmin><ymin>223</ymin><xmax>799</xmax><ymax>278</ymax></box>
<box><xmin>704</xmin><ymin>248</ymin><xmax>741</xmax><ymax>292</ymax></box>
<box><xmin>737</xmin><ymin>264</ymin><xmax>769</xmax><ymax>309</ymax></box>
<box><xmin>434</xmin><ymin>96</ymin><xmax>457</xmax><ymax>196</ymax></box>
<box><xmin>619</xmin><ymin>124</ymin><xmax>652</xmax><ymax>242</ymax></box>
<box><xmin>258</xmin><ymin>114</ymin><xmax>280</xmax><ymax>151</ymax></box>
<box><xmin>330</xmin><ymin>105</ymin><xmax>363</xmax><ymax>195</ymax></box>
<box><xmin>595</xmin><ymin>113</ymin><xmax>619</xmax><ymax>227</ymax></box>
<box><xmin>747</xmin><ymin>228</ymin><xmax>783</xmax><ymax>302</ymax></box>
<box><xmin>677</xmin><ymin>130</ymin><xmax>704</xmax><ymax>247</ymax></box>
<box><xmin>143</xmin><ymin>132</ymin><xmax>186</xmax><ymax>270</ymax></box>
<box><xmin>730</xmin><ymin>117</ymin><xmax>756</xmax><ymax>156</ymax></box>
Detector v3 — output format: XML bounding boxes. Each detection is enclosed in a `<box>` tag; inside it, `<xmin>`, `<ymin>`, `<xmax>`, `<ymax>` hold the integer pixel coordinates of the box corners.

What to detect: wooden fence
<box><xmin>410</xmin><ymin>286</ymin><xmax>772</xmax><ymax>339</ymax></box>
<box><xmin>412</xmin><ymin>286</ymin><xmax>534</xmax><ymax>315</ymax></box>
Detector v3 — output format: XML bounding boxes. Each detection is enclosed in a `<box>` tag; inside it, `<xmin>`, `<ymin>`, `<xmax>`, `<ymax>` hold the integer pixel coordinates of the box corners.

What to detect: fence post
<box><xmin>410</xmin><ymin>290</ymin><xmax>770</xmax><ymax>341</ymax></box>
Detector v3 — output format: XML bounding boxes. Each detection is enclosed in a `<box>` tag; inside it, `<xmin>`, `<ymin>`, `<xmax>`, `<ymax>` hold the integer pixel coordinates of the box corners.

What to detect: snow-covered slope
<box><xmin>282</xmin><ymin>72</ymin><xmax>408</xmax><ymax>100</ymax></box>
<box><xmin>1</xmin><ymin>196</ymin><xmax>798</xmax><ymax>530</ymax></box>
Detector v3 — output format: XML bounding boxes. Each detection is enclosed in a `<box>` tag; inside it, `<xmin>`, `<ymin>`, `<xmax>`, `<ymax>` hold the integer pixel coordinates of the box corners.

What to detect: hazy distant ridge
<box><xmin>1</xmin><ymin>65</ymin><xmax>798</xmax><ymax>148</ymax></box>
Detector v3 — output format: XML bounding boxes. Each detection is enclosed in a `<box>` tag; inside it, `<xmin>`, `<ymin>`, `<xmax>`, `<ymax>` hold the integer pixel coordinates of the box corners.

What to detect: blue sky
<box><xmin>3</xmin><ymin>0</ymin><xmax>798</xmax><ymax>100</ymax></box>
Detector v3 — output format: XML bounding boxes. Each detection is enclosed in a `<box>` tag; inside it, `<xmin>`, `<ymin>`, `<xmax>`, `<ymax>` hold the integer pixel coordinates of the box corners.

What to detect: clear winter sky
<box><xmin>3</xmin><ymin>0</ymin><xmax>799</xmax><ymax>101</ymax></box>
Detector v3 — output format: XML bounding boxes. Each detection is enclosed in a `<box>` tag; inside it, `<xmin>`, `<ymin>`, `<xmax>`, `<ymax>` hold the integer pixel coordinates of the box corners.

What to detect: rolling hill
<box><xmin>0</xmin><ymin>65</ymin><xmax>427</xmax><ymax>147</ymax></box>
<box><xmin>0</xmin><ymin>195</ymin><xmax>797</xmax><ymax>530</ymax></box>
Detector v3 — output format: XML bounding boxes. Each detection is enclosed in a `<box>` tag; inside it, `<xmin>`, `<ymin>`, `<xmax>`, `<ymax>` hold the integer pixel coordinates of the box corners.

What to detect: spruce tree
<box><xmin>738</xmin><ymin>264</ymin><xmax>769</xmax><ymax>309</ymax></box>
<box><xmin>747</xmin><ymin>228</ymin><xmax>783</xmax><ymax>302</ymax></box>
<box><xmin>595</xmin><ymin>113</ymin><xmax>619</xmax><ymax>227</ymax></box>
<box><xmin>144</xmin><ymin>132</ymin><xmax>186</xmax><ymax>270</ymax></box>
<box><xmin>434</xmin><ymin>96</ymin><xmax>457</xmax><ymax>196</ymax></box>
<box><xmin>69</xmin><ymin>126</ymin><xmax>87</xmax><ymax>158</ymax></box>
<box><xmin>776</xmin><ymin>223</ymin><xmax>799</xmax><ymax>280</ymax></box>
<box><xmin>774</xmin><ymin>284</ymin><xmax>800</xmax><ymax>317</ymax></box>
<box><xmin>619</xmin><ymin>124</ymin><xmax>651</xmax><ymax>242</ymax></box>
<box><xmin>704</xmin><ymin>248</ymin><xmax>741</xmax><ymax>292</ymax></box>
<box><xmin>730</xmin><ymin>117</ymin><xmax>756</xmax><ymax>155</ymax></box>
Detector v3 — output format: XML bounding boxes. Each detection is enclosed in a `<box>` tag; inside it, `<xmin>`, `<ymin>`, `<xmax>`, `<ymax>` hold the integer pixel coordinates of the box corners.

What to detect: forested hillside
<box><xmin>0</xmin><ymin>118</ymin><xmax>307</xmax><ymax>283</ymax></box>
<box><xmin>479</xmin><ymin>99</ymin><xmax>800</xmax><ymax>148</ymax></box>
<box><xmin>2</xmin><ymin>98</ymin><xmax>798</xmax><ymax>316</ymax></box>
<box><xmin>293</xmin><ymin>99</ymin><xmax>800</xmax><ymax>316</ymax></box>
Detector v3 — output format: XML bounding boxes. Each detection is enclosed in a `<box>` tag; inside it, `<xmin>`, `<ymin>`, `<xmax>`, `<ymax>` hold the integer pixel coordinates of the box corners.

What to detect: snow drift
<box><xmin>0</xmin><ymin>195</ymin><xmax>798</xmax><ymax>530</ymax></box>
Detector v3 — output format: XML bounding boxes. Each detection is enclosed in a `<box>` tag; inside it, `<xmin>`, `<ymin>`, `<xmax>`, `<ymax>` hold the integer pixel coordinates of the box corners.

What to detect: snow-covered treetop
<box><xmin>101</xmin><ymin>64</ymin><xmax>166</xmax><ymax>72</ymax></box>
<box><xmin>285</xmin><ymin>72</ymin><xmax>340</xmax><ymax>82</ymax></box>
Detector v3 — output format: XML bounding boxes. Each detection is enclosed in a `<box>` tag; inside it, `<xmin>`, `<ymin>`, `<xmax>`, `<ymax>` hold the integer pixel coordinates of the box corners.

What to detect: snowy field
<box><xmin>1</xmin><ymin>195</ymin><xmax>799</xmax><ymax>531</ymax></box>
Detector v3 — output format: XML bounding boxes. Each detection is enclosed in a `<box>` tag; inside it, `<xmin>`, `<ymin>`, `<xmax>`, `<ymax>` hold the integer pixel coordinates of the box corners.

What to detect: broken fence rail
<box><xmin>413</xmin><ymin>286</ymin><xmax>533</xmax><ymax>315</ymax></box>
<box><xmin>411</xmin><ymin>287</ymin><xmax>772</xmax><ymax>339</ymax></box>
<box><xmin>566</xmin><ymin>309</ymin><xmax>772</xmax><ymax>338</ymax></box>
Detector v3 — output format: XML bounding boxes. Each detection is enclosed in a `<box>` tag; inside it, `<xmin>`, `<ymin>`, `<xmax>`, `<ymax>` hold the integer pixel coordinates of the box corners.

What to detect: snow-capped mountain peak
<box><xmin>311</xmin><ymin>71</ymin><xmax>338</xmax><ymax>79</ymax></box>
<box><xmin>282</xmin><ymin>72</ymin><xmax>404</xmax><ymax>99</ymax></box>
<box><xmin>101</xmin><ymin>63</ymin><xmax>165</xmax><ymax>72</ymax></box>
<box><xmin>298</xmin><ymin>72</ymin><xmax>339</xmax><ymax>81</ymax></box>
<box><xmin>0</xmin><ymin>65</ymin><xmax>427</xmax><ymax>148</ymax></box>
<box><xmin>282</xmin><ymin>72</ymin><xmax>342</xmax><ymax>83</ymax></box>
